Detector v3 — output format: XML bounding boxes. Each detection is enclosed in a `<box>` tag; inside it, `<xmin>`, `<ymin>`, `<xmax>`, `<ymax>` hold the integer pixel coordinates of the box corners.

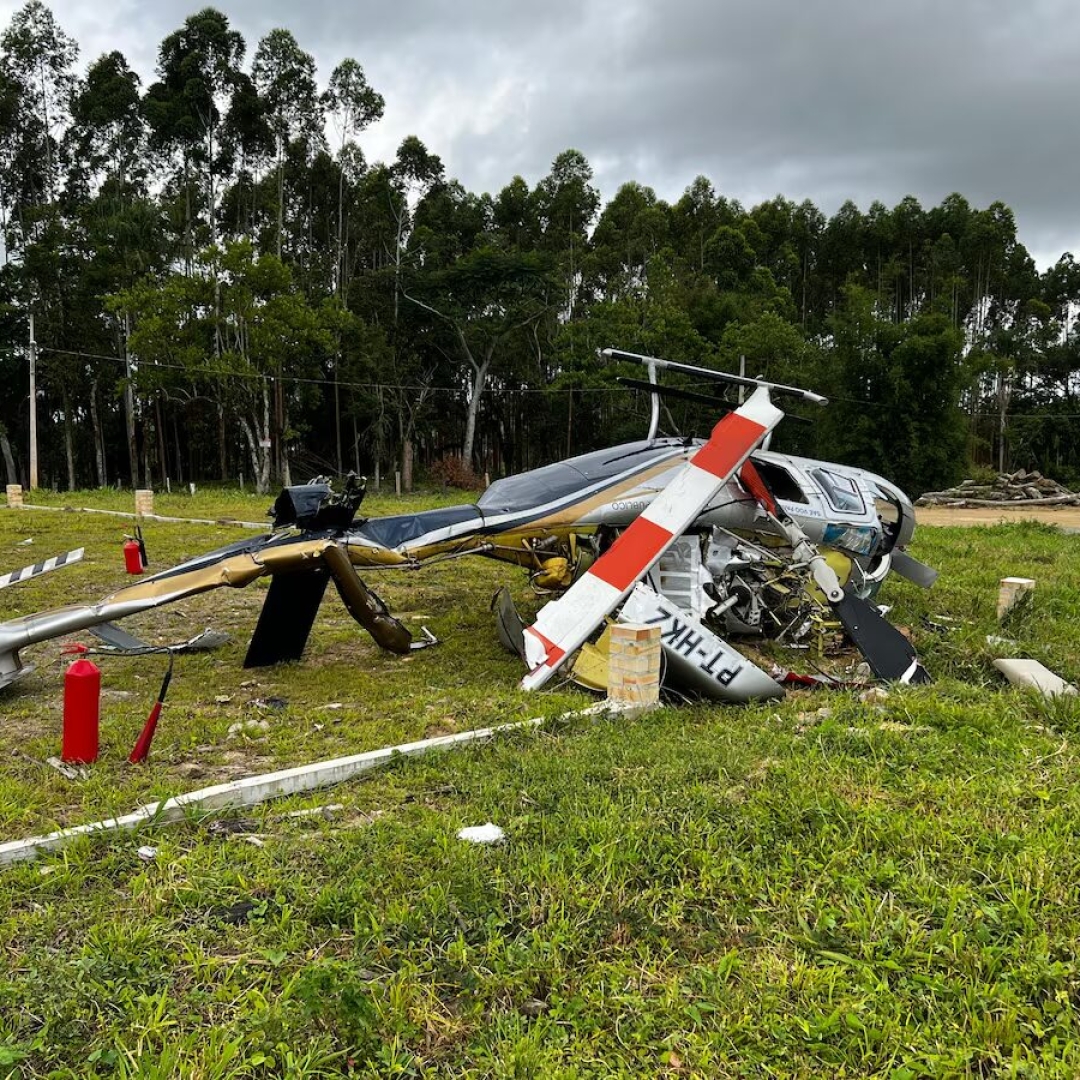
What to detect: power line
<box><xmin>37</xmin><ymin>346</ymin><xmax>636</xmax><ymax>396</ymax></box>
<box><xmin>49</xmin><ymin>345</ymin><xmax>1078</xmax><ymax>416</ymax></box>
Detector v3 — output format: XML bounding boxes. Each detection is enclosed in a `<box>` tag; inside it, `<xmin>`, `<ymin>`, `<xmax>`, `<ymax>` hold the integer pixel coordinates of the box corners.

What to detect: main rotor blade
<box><xmin>604</xmin><ymin>348</ymin><xmax>828</xmax><ymax>405</ymax></box>
<box><xmin>617</xmin><ymin>378</ymin><xmax>816</xmax><ymax>426</ymax></box>
<box><xmin>521</xmin><ymin>385</ymin><xmax>783</xmax><ymax>691</ymax></box>
<box><xmin>616</xmin><ymin>377</ymin><xmax>731</xmax><ymax>411</ymax></box>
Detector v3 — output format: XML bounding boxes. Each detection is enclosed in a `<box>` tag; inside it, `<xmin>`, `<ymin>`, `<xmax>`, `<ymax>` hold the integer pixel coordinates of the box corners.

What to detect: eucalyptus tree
<box><xmin>533</xmin><ymin>149</ymin><xmax>599</xmax><ymax>318</ymax></box>
<box><xmin>67</xmin><ymin>51</ymin><xmax>144</xmax><ymax>194</ymax></box>
<box><xmin>323</xmin><ymin>58</ymin><xmax>384</xmax><ymax>299</ymax></box>
<box><xmin>252</xmin><ymin>29</ymin><xmax>322</xmax><ymax>259</ymax></box>
<box><xmin>587</xmin><ymin>181</ymin><xmax>671</xmax><ymax>301</ymax></box>
<box><xmin>143</xmin><ymin>8</ymin><xmax>246</xmax><ymax>266</ymax></box>
<box><xmin>0</xmin><ymin>0</ymin><xmax>77</xmax><ymax>238</ymax></box>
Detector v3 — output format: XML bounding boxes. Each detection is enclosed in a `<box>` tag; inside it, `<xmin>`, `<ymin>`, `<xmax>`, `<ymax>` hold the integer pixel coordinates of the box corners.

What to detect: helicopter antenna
<box><xmin>602</xmin><ymin>348</ymin><xmax>828</xmax><ymax>406</ymax></box>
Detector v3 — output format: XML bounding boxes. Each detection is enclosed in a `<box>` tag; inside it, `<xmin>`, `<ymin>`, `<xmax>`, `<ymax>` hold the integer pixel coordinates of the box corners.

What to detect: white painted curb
<box><xmin>10</xmin><ymin>503</ymin><xmax>266</xmax><ymax>530</ymax></box>
<box><xmin>0</xmin><ymin>702</ymin><xmax>630</xmax><ymax>868</ymax></box>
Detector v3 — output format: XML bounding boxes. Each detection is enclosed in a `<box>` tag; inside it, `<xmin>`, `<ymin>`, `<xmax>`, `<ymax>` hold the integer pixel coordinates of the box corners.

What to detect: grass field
<box><xmin>2</xmin><ymin>490</ymin><xmax>1080</xmax><ymax>1077</ymax></box>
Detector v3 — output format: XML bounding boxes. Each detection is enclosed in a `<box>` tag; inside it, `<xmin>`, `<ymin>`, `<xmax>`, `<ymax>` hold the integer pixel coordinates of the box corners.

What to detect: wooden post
<box><xmin>607</xmin><ymin>623</ymin><xmax>661</xmax><ymax>712</ymax></box>
<box><xmin>395</xmin><ymin>471</ymin><xmax>401</xmax><ymax>497</ymax></box>
<box><xmin>998</xmin><ymin>577</ymin><xmax>1035</xmax><ymax>621</ymax></box>
<box><xmin>6</xmin><ymin>484</ymin><xmax>23</xmax><ymax>508</ymax></box>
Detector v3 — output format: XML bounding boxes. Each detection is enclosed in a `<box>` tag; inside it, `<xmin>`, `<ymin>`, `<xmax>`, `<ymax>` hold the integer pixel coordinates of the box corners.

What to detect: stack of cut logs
<box><xmin>917</xmin><ymin>470</ymin><xmax>1080</xmax><ymax>508</ymax></box>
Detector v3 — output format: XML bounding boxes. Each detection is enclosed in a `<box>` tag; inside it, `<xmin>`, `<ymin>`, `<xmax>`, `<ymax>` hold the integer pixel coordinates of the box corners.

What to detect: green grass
<box><xmin>2</xmin><ymin>499</ymin><xmax>1080</xmax><ymax>1077</ymax></box>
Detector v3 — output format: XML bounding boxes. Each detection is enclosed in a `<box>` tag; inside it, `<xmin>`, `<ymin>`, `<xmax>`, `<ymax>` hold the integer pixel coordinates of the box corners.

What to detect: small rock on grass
<box><xmin>858</xmin><ymin>686</ymin><xmax>890</xmax><ymax>704</ymax></box>
<box><xmin>228</xmin><ymin>719</ymin><xmax>270</xmax><ymax>737</ymax></box>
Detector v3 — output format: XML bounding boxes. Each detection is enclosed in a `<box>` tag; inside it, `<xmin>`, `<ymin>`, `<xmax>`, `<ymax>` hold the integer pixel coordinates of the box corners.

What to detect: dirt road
<box><xmin>916</xmin><ymin>505</ymin><xmax>1080</xmax><ymax>528</ymax></box>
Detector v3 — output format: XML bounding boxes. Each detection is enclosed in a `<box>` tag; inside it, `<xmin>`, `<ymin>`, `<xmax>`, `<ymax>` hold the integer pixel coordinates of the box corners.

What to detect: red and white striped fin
<box><xmin>521</xmin><ymin>387</ymin><xmax>782</xmax><ymax>690</ymax></box>
<box><xmin>0</xmin><ymin>548</ymin><xmax>84</xmax><ymax>591</ymax></box>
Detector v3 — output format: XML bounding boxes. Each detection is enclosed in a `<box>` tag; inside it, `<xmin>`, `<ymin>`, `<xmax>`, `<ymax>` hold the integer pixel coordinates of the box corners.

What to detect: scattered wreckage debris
<box><xmin>917</xmin><ymin>470</ymin><xmax>1080</xmax><ymax>508</ymax></box>
<box><xmin>88</xmin><ymin>624</ymin><xmax>231</xmax><ymax>655</ymax></box>
<box><xmin>0</xmin><ymin>348</ymin><xmax>934</xmax><ymax>700</ymax></box>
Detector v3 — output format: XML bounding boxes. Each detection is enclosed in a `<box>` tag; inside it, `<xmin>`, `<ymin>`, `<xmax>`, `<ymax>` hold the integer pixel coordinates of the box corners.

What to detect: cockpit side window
<box><xmin>751</xmin><ymin>460</ymin><xmax>808</xmax><ymax>504</ymax></box>
<box><xmin>812</xmin><ymin>468</ymin><xmax>866</xmax><ymax>514</ymax></box>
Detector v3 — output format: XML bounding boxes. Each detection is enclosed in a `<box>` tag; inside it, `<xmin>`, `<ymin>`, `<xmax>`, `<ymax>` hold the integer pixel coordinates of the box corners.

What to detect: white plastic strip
<box><xmin>13</xmin><ymin>504</ymin><xmax>266</xmax><ymax>530</ymax></box>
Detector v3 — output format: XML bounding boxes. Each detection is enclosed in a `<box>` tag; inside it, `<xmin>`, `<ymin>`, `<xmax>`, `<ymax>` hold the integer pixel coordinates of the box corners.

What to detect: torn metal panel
<box><xmin>323</xmin><ymin>543</ymin><xmax>413</xmax><ymax>654</ymax></box>
<box><xmin>491</xmin><ymin>587</ymin><xmax>526</xmax><ymax>660</ymax></box>
<box><xmin>90</xmin><ymin>623</ymin><xmax>230</xmax><ymax>654</ymax></box>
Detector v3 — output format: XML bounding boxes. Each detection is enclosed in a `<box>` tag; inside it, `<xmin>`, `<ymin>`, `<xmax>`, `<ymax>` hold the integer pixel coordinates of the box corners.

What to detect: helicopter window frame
<box><xmin>812</xmin><ymin>468</ymin><xmax>867</xmax><ymax>515</ymax></box>
<box><xmin>750</xmin><ymin>459</ymin><xmax>809</xmax><ymax>504</ymax></box>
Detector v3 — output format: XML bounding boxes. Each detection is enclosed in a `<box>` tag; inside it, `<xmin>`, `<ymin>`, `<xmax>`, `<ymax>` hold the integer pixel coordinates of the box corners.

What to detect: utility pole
<box><xmin>28</xmin><ymin>313</ymin><xmax>38</xmax><ymax>490</ymax></box>
<box><xmin>123</xmin><ymin>313</ymin><xmax>138</xmax><ymax>489</ymax></box>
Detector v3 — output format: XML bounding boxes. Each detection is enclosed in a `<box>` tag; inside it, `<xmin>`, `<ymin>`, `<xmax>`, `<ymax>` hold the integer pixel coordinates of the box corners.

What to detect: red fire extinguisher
<box><xmin>62</xmin><ymin>656</ymin><xmax>101</xmax><ymax>763</ymax></box>
<box><xmin>123</xmin><ymin>525</ymin><xmax>148</xmax><ymax>575</ymax></box>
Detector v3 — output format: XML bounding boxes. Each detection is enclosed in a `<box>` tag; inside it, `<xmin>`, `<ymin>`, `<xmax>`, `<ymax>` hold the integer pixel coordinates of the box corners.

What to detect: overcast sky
<box><xmin>2</xmin><ymin>0</ymin><xmax>1077</xmax><ymax>268</ymax></box>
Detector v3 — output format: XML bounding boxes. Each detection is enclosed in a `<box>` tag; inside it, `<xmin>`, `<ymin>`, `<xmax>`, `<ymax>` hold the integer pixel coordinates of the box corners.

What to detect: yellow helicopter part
<box><xmin>570</xmin><ymin>624</ymin><xmax>613</xmax><ymax>692</ymax></box>
<box><xmin>806</xmin><ymin>549</ymin><xmax>854</xmax><ymax>602</ymax></box>
<box><xmin>533</xmin><ymin>556</ymin><xmax>573</xmax><ymax>591</ymax></box>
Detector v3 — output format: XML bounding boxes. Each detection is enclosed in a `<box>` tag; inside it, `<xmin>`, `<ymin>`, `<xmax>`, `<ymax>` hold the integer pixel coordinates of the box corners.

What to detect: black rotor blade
<box><xmin>832</xmin><ymin>588</ymin><xmax>932</xmax><ymax>684</ymax></box>
<box><xmin>617</xmin><ymin>377</ymin><xmax>814</xmax><ymax>424</ymax></box>
<box><xmin>617</xmin><ymin>377</ymin><xmax>731</xmax><ymax>411</ymax></box>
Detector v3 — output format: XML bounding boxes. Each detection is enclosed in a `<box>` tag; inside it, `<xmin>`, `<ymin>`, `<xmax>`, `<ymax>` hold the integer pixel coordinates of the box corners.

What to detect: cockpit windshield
<box><xmin>812</xmin><ymin>468</ymin><xmax>866</xmax><ymax>515</ymax></box>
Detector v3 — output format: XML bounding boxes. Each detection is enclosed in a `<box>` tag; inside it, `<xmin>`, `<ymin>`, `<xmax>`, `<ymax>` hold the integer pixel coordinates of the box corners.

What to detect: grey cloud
<box><xmin>0</xmin><ymin>0</ymin><xmax>1077</xmax><ymax>264</ymax></box>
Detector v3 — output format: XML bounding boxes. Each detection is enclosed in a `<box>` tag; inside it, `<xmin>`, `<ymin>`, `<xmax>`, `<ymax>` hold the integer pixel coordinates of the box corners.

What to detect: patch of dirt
<box><xmin>918</xmin><ymin>506</ymin><xmax>1080</xmax><ymax>529</ymax></box>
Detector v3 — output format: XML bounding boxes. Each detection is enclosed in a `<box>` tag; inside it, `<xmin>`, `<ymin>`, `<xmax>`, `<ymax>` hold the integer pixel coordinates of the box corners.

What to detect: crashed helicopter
<box><xmin>0</xmin><ymin>349</ymin><xmax>936</xmax><ymax>698</ymax></box>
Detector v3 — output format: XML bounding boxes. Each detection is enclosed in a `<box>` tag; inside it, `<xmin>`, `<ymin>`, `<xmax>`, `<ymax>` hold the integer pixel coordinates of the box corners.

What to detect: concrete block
<box><xmin>998</xmin><ymin>577</ymin><xmax>1035</xmax><ymax>620</ymax></box>
<box><xmin>608</xmin><ymin>622</ymin><xmax>661</xmax><ymax>710</ymax></box>
<box><xmin>994</xmin><ymin>658</ymin><xmax>1076</xmax><ymax>698</ymax></box>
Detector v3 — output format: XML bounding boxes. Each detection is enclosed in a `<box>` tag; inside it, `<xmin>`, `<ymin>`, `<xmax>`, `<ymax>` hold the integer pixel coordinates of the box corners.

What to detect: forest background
<box><xmin>1</xmin><ymin>1</ymin><xmax>1077</xmax><ymax>498</ymax></box>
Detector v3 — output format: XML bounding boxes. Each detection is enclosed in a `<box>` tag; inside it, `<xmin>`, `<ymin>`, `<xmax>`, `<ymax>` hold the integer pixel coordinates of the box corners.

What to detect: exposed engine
<box><xmin>642</xmin><ymin>531</ymin><xmax>860</xmax><ymax>645</ymax></box>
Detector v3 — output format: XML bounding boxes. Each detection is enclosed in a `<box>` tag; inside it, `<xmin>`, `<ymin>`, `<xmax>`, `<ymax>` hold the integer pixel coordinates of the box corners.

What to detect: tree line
<box><xmin>1</xmin><ymin>1</ymin><xmax>1077</xmax><ymax>497</ymax></box>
